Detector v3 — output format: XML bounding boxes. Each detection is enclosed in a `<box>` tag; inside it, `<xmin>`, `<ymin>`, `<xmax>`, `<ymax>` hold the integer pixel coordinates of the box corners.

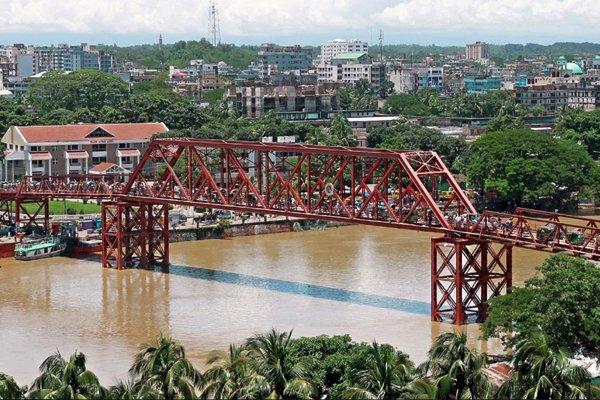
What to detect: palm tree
<box><xmin>201</xmin><ymin>344</ymin><xmax>269</xmax><ymax>399</ymax></box>
<box><xmin>408</xmin><ymin>376</ymin><xmax>452</xmax><ymax>400</ymax></box>
<box><xmin>0</xmin><ymin>372</ymin><xmax>27</xmax><ymax>399</ymax></box>
<box><xmin>245</xmin><ymin>329</ymin><xmax>314</xmax><ymax>399</ymax></box>
<box><xmin>497</xmin><ymin>335</ymin><xmax>595</xmax><ymax>399</ymax></box>
<box><xmin>27</xmin><ymin>351</ymin><xmax>106</xmax><ymax>399</ymax></box>
<box><xmin>129</xmin><ymin>334</ymin><xmax>202</xmax><ymax>400</ymax></box>
<box><xmin>341</xmin><ymin>341</ymin><xmax>413</xmax><ymax>399</ymax></box>
<box><xmin>422</xmin><ymin>332</ymin><xmax>493</xmax><ymax>400</ymax></box>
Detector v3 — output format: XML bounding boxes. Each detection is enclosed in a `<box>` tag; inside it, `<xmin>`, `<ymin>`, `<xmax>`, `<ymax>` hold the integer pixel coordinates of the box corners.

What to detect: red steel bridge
<box><xmin>2</xmin><ymin>138</ymin><xmax>600</xmax><ymax>325</ymax></box>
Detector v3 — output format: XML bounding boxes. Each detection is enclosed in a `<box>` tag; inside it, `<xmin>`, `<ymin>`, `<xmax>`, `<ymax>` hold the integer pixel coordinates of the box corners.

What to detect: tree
<box><xmin>486</xmin><ymin>114</ymin><xmax>526</xmax><ymax>132</ymax></box>
<box><xmin>26</xmin><ymin>70</ymin><xmax>129</xmax><ymax>114</ymax></box>
<box><xmin>245</xmin><ymin>329</ymin><xmax>315</xmax><ymax>399</ymax></box>
<box><xmin>129</xmin><ymin>334</ymin><xmax>202</xmax><ymax>400</ymax></box>
<box><xmin>369</xmin><ymin>120</ymin><xmax>467</xmax><ymax>171</ymax></box>
<box><xmin>465</xmin><ymin>129</ymin><xmax>598</xmax><ymax>210</ymax></box>
<box><xmin>201</xmin><ymin>344</ymin><xmax>269</xmax><ymax>399</ymax></box>
<box><xmin>383</xmin><ymin>93</ymin><xmax>432</xmax><ymax>116</ymax></box>
<box><xmin>422</xmin><ymin>333</ymin><xmax>493</xmax><ymax>400</ymax></box>
<box><xmin>341</xmin><ymin>341</ymin><xmax>413</xmax><ymax>399</ymax></box>
<box><xmin>306</xmin><ymin>116</ymin><xmax>357</xmax><ymax>147</ymax></box>
<box><xmin>28</xmin><ymin>351</ymin><xmax>106</xmax><ymax>399</ymax></box>
<box><xmin>483</xmin><ymin>254</ymin><xmax>600</xmax><ymax>357</ymax></box>
<box><xmin>497</xmin><ymin>335</ymin><xmax>596</xmax><ymax>399</ymax></box>
<box><xmin>555</xmin><ymin>108</ymin><xmax>600</xmax><ymax>159</ymax></box>
<box><xmin>340</xmin><ymin>79</ymin><xmax>378</xmax><ymax>111</ymax></box>
<box><xmin>0</xmin><ymin>372</ymin><xmax>26</xmax><ymax>399</ymax></box>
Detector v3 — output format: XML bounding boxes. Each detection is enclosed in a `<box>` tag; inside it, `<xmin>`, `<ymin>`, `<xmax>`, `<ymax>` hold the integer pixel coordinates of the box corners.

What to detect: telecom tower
<box><xmin>208</xmin><ymin>0</ymin><xmax>221</xmax><ymax>46</ymax></box>
<box><xmin>379</xmin><ymin>29</ymin><xmax>384</xmax><ymax>62</ymax></box>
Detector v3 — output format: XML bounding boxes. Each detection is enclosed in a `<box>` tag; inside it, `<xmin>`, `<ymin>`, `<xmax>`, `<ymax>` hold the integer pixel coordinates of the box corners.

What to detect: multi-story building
<box><xmin>463</xmin><ymin>76</ymin><xmax>502</xmax><ymax>93</ymax></box>
<box><xmin>257</xmin><ymin>44</ymin><xmax>310</xmax><ymax>78</ymax></box>
<box><xmin>318</xmin><ymin>39</ymin><xmax>369</xmax><ymax>64</ymax></box>
<box><xmin>226</xmin><ymin>83</ymin><xmax>340</xmax><ymax>118</ymax></box>
<box><xmin>465</xmin><ymin>41</ymin><xmax>490</xmax><ymax>61</ymax></box>
<box><xmin>29</xmin><ymin>44</ymin><xmax>115</xmax><ymax>74</ymax></box>
<box><xmin>317</xmin><ymin>52</ymin><xmax>386</xmax><ymax>90</ymax></box>
<box><xmin>417</xmin><ymin>67</ymin><xmax>444</xmax><ymax>91</ymax></box>
<box><xmin>515</xmin><ymin>83</ymin><xmax>600</xmax><ymax>114</ymax></box>
<box><xmin>1</xmin><ymin>123</ymin><xmax>168</xmax><ymax>181</ymax></box>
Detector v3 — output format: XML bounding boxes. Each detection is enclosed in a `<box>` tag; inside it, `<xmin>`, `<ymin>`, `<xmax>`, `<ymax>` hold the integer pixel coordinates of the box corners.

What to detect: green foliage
<box><xmin>101</xmin><ymin>40</ymin><xmax>258</xmax><ymax>69</ymax></box>
<box><xmin>340</xmin><ymin>79</ymin><xmax>378</xmax><ymax>110</ymax></box>
<box><xmin>497</xmin><ymin>335</ymin><xmax>595</xmax><ymax>399</ymax></box>
<box><xmin>203</xmin><ymin>88</ymin><xmax>226</xmax><ymax>107</ymax></box>
<box><xmin>305</xmin><ymin>115</ymin><xmax>358</xmax><ymax>147</ymax></box>
<box><xmin>555</xmin><ymin>108</ymin><xmax>600</xmax><ymax>159</ymax></box>
<box><xmin>421</xmin><ymin>333</ymin><xmax>493</xmax><ymax>400</ymax></box>
<box><xmin>369</xmin><ymin>119</ymin><xmax>467</xmax><ymax>170</ymax></box>
<box><xmin>0</xmin><ymin>372</ymin><xmax>26</xmax><ymax>399</ymax></box>
<box><xmin>465</xmin><ymin>129</ymin><xmax>597</xmax><ymax>210</ymax></box>
<box><xmin>483</xmin><ymin>254</ymin><xmax>600</xmax><ymax>357</ymax></box>
<box><xmin>245</xmin><ymin>329</ymin><xmax>315</xmax><ymax>399</ymax></box>
<box><xmin>132</xmin><ymin>72</ymin><xmax>173</xmax><ymax>96</ymax></box>
<box><xmin>129</xmin><ymin>334</ymin><xmax>202</xmax><ymax>400</ymax></box>
<box><xmin>341</xmin><ymin>341</ymin><xmax>413</xmax><ymax>399</ymax></box>
<box><xmin>28</xmin><ymin>351</ymin><xmax>106</xmax><ymax>399</ymax></box>
<box><xmin>26</xmin><ymin>70</ymin><xmax>129</xmax><ymax>114</ymax></box>
<box><xmin>486</xmin><ymin>114</ymin><xmax>526</xmax><ymax>132</ymax></box>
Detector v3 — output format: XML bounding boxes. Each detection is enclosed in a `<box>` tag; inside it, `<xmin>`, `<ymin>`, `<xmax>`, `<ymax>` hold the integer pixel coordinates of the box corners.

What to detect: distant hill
<box><xmin>373</xmin><ymin>42</ymin><xmax>600</xmax><ymax>60</ymax></box>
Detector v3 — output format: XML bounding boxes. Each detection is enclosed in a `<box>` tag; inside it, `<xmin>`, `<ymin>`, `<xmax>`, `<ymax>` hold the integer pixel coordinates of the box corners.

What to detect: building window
<box><xmin>51</xmin><ymin>146</ymin><xmax>58</xmax><ymax>151</ymax></box>
<box><xmin>52</xmin><ymin>159</ymin><xmax>58</xmax><ymax>165</ymax></box>
<box><xmin>118</xmin><ymin>143</ymin><xmax>132</xmax><ymax>149</ymax></box>
<box><xmin>92</xmin><ymin>144</ymin><xmax>107</xmax><ymax>151</ymax></box>
<box><xmin>32</xmin><ymin>160</ymin><xmax>44</xmax><ymax>168</ymax></box>
<box><xmin>69</xmin><ymin>159</ymin><xmax>80</xmax><ymax>165</ymax></box>
<box><xmin>67</xmin><ymin>144</ymin><xmax>81</xmax><ymax>150</ymax></box>
<box><xmin>30</xmin><ymin>146</ymin><xmax>44</xmax><ymax>152</ymax></box>
<box><xmin>92</xmin><ymin>157</ymin><xmax>107</xmax><ymax>165</ymax></box>
<box><xmin>121</xmin><ymin>156</ymin><xmax>133</xmax><ymax>164</ymax></box>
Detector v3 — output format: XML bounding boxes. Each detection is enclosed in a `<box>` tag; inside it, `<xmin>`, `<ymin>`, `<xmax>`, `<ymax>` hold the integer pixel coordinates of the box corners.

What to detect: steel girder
<box><xmin>120</xmin><ymin>139</ymin><xmax>473</xmax><ymax>232</ymax></box>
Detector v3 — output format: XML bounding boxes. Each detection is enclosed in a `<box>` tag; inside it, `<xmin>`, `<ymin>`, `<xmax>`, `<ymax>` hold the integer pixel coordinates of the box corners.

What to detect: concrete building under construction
<box><xmin>226</xmin><ymin>83</ymin><xmax>341</xmax><ymax>118</ymax></box>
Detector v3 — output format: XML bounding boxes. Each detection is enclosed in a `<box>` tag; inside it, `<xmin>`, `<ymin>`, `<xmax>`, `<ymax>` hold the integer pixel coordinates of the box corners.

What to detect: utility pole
<box><xmin>208</xmin><ymin>0</ymin><xmax>221</xmax><ymax>46</ymax></box>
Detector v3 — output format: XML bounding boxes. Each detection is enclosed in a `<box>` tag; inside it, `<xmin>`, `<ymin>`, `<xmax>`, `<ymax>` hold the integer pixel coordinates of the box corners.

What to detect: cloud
<box><xmin>0</xmin><ymin>0</ymin><xmax>597</xmax><ymax>43</ymax></box>
<box><xmin>374</xmin><ymin>0</ymin><xmax>600</xmax><ymax>36</ymax></box>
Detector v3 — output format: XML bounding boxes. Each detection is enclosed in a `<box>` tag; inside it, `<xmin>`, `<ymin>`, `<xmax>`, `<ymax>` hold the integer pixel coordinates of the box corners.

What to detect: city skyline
<box><xmin>0</xmin><ymin>0</ymin><xmax>599</xmax><ymax>47</ymax></box>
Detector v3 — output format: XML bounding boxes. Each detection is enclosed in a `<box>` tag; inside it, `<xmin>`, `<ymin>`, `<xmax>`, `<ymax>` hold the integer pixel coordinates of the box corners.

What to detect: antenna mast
<box><xmin>208</xmin><ymin>0</ymin><xmax>221</xmax><ymax>46</ymax></box>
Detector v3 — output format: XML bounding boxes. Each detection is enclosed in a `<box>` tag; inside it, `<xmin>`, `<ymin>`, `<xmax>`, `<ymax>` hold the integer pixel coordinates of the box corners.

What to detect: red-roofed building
<box><xmin>1</xmin><ymin>122</ymin><xmax>168</xmax><ymax>180</ymax></box>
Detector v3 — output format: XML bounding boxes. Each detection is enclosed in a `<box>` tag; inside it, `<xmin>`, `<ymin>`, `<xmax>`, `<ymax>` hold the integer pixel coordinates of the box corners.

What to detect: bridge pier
<box><xmin>101</xmin><ymin>201</ymin><xmax>169</xmax><ymax>270</ymax></box>
<box><xmin>431</xmin><ymin>236</ymin><xmax>512</xmax><ymax>324</ymax></box>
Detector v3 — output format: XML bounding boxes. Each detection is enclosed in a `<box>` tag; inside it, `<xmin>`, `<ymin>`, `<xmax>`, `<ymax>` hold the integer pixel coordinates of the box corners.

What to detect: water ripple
<box><xmin>167</xmin><ymin>264</ymin><xmax>430</xmax><ymax>316</ymax></box>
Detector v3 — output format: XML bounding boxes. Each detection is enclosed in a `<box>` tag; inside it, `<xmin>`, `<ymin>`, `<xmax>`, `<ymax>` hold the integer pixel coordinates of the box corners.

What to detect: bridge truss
<box><xmin>2</xmin><ymin>138</ymin><xmax>599</xmax><ymax>325</ymax></box>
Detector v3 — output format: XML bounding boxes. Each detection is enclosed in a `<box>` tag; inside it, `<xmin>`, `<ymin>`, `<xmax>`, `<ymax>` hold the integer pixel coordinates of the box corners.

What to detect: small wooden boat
<box><xmin>15</xmin><ymin>237</ymin><xmax>66</xmax><ymax>261</ymax></box>
<box><xmin>73</xmin><ymin>238</ymin><xmax>103</xmax><ymax>254</ymax></box>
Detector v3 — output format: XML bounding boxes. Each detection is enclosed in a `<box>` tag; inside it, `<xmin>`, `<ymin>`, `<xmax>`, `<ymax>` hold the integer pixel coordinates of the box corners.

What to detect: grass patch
<box><xmin>12</xmin><ymin>200</ymin><xmax>102</xmax><ymax>216</ymax></box>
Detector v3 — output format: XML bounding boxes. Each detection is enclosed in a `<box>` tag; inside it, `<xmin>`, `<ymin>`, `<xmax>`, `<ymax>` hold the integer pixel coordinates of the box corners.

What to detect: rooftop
<box><xmin>332</xmin><ymin>52</ymin><xmax>368</xmax><ymax>61</ymax></box>
<box><xmin>4</xmin><ymin>122</ymin><xmax>168</xmax><ymax>144</ymax></box>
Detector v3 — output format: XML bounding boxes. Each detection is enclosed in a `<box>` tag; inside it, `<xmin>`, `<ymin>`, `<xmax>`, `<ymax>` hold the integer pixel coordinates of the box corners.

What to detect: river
<box><xmin>0</xmin><ymin>225</ymin><xmax>548</xmax><ymax>385</ymax></box>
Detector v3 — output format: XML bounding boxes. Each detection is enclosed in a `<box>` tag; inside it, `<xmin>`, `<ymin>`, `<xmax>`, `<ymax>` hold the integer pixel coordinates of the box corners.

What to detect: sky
<box><xmin>0</xmin><ymin>0</ymin><xmax>598</xmax><ymax>47</ymax></box>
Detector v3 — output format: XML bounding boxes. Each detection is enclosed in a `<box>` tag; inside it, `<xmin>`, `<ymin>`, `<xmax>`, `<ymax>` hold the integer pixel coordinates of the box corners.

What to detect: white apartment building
<box><xmin>318</xmin><ymin>39</ymin><xmax>369</xmax><ymax>64</ymax></box>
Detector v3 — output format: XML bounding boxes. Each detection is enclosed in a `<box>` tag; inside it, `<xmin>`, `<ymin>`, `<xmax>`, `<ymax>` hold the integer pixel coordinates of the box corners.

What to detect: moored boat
<box><xmin>73</xmin><ymin>238</ymin><xmax>103</xmax><ymax>254</ymax></box>
<box><xmin>14</xmin><ymin>237</ymin><xmax>66</xmax><ymax>261</ymax></box>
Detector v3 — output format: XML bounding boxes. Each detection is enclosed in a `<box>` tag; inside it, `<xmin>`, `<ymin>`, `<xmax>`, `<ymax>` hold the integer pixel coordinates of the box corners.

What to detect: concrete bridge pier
<box><xmin>431</xmin><ymin>236</ymin><xmax>512</xmax><ymax>325</ymax></box>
